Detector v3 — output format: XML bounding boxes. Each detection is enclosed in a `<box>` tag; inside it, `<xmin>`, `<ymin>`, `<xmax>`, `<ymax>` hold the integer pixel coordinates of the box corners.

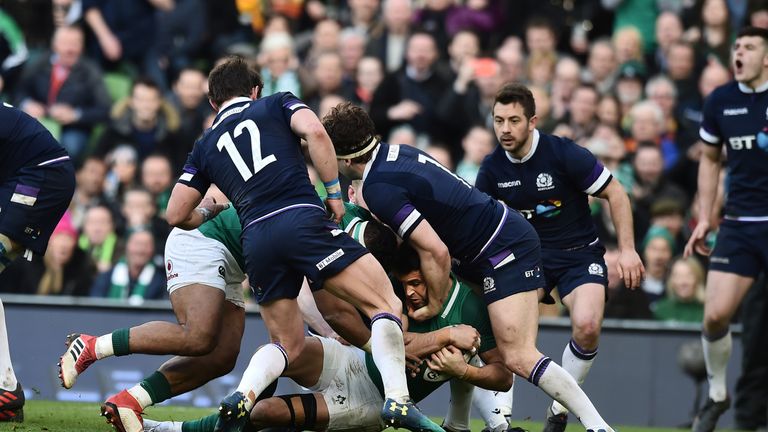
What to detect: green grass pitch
<box><xmin>0</xmin><ymin>401</ymin><xmax>746</xmax><ymax>432</ymax></box>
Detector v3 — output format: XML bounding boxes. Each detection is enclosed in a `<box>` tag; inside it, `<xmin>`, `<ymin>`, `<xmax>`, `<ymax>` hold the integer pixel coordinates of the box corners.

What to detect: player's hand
<box><xmin>405</xmin><ymin>352</ymin><xmax>422</xmax><ymax>378</ymax></box>
<box><xmin>99</xmin><ymin>32</ymin><xmax>122</xmax><ymax>61</ymax></box>
<box><xmin>199</xmin><ymin>196</ymin><xmax>230</xmax><ymax>219</ymax></box>
<box><xmin>324</xmin><ymin>197</ymin><xmax>344</xmax><ymax>224</ymax></box>
<box><xmin>49</xmin><ymin>104</ymin><xmax>78</xmax><ymax>125</ymax></box>
<box><xmin>426</xmin><ymin>346</ymin><xmax>469</xmax><ymax>378</ymax></box>
<box><xmin>684</xmin><ymin>220</ymin><xmax>712</xmax><ymax>258</ymax></box>
<box><xmin>448</xmin><ymin>324</ymin><xmax>481</xmax><ymax>353</ymax></box>
<box><xmin>617</xmin><ymin>248</ymin><xmax>644</xmax><ymax>290</ymax></box>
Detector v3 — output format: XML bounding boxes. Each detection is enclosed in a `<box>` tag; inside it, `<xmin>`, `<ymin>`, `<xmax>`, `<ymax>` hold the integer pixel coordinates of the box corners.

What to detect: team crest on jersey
<box><xmin>536</xmin><ymin>173</ymin><xmax>554</xmax><ymax>191</ymax></box>
<box><xmin>588</xmin><ymin>263</ymin><xmax>604</xmax><ymax>276</ymax></box>
<box><xmin>218</xmin><ymin>266</ymin><xmax>225</xmax><ymax>278</ymax></box>
<box><xmin>483</xmin><ymin>277</ymin><xmax>496</xmax><ymax>294</ymax></box>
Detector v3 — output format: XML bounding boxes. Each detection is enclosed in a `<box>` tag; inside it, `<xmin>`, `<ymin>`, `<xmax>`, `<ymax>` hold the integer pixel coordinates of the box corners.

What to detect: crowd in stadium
<box><xmin>0</xmin><ymin>0</ymin><xmax>764</xmax><ymax>318</ymax></box>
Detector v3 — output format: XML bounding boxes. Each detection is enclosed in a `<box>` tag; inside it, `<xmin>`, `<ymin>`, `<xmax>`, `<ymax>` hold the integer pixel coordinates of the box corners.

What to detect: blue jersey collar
<box><xmin>738</xmin><ymin>80</ymin><xmax>768</xmax><ymax>94</ymax></box>
<box><xmin>505</xmin><ymin>129</ymin><xmax>540</xmax><ymax>164</ymax></box>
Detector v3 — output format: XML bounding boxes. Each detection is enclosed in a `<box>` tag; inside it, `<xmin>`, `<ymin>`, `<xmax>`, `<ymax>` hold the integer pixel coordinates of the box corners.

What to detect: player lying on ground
<box><xmin>142</xmin><ymin>244</ymin><xmax>513</xmax><ymax>432</ymax></box>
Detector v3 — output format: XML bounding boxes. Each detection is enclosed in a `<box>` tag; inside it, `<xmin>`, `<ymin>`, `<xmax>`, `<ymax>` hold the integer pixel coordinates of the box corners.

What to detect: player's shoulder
<box><xmin>707</xmin><ymin>80</ymin><xmax>741</xmax><ymax>102</ymax></box>
<box><xmin>540</xmin><ymin>132</ymin><xmax>588</xmax><ymax>162</ymax></box>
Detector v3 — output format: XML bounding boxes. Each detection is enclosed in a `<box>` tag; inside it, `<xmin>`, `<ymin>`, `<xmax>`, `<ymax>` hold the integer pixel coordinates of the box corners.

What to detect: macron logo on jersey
<box><xmin>723</xmin><ymin>107</ymin><xmax>748</xmax><ymax>116</ymax></box>
<box><xmin>497</xmin><ymin>180</ymin><xmax>521</xmax><ymax>188</ymax></box>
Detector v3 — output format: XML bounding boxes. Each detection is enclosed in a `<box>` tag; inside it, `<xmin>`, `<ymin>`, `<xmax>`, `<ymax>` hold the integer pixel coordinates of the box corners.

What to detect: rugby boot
<box><xmin>101</xmin><ymin>389</ymin><xmax>144</xmax><ymax>432</ymax></box>
<box><xmin>381</xmin><ymin>398</ymin><xmax>445</xmax><ymax>432</ymax></box>
<box><xmin>214</xmin><ymin>391</ymin><xmax>250</xmax><ymax>432</ymax></box>
<box><xmin>59</xmin><ymin>333</ymin><xmax>98</xmax><ymax>388</ymax></box>
<box><xmin>692</xmin><ymin>396</ymin><xmax>730</xmax><ymax>432</ymax></box>
<box><xmin>0</xmin><ymin>382</ymin><xmax>24</xmax><ymax>422</ymax></box>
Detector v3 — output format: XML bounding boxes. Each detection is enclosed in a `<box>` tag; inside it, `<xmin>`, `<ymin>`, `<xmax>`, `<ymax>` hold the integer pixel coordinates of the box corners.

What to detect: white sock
<box><xmin>703</xmin><ymin>331</ymin><xmax>731</xmax><ymax>402</ymax></box>
<box><xmin>95</xmin><ymin>334</ymin><xmax>115</xmax><ymax>360</ymax></box>
<box><xmin>532</xmin><ymin>357</ymin><xmax>612</xmax><ymax>431</ymax></box>
<box><xmin>0</xmin><ymin>300</ymin><xmax>17</xmax><ymax>390</ymax></box>
<box><xmin>236</xmin><ymin>344</ymin><xmax>287</xmax><ymax>410</ymax></box>
<box><xmin>370</xmin><ymin>315</ymin><xmax>409</xmax><ymax>403</ymax></box>
<box><xmin>127</xmin><ymin>384</ymin><xmax>153</xmax><ymax>409</ymax></box>
<box><xmin>444</xmin><ymin>377</ymin><xmax>474</xmax><ymax>430</ymax></box>
<box><xmin>470</xmin><ymin>355</ymin><xmax>512</xmax><ymax>429</ymax></box>
<box><xmin>552</xmin><ymin>339</ymin><xmax>597</xmax><ymax>415</ymax></box>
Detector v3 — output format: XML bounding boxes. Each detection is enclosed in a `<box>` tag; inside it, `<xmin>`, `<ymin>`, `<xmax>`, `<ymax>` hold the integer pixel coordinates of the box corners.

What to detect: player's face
<box><xmin>398</xmin><ymin>270</ymin><xmax>428</xmax><ymax>314</ymax></box>
<box><xmin>492</xmin><ymin>102</ymin><xmax>536</xmax><ymax>155</ymax></box>
<box><xmin>732</xmin><ymin>35</ymin><xmax>768</xmax><ymax>84</ymax></box>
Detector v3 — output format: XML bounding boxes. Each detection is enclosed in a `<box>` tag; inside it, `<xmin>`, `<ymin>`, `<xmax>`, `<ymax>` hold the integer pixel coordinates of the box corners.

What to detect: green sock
<box><xmin>111</xmin><ymin>328</ymin><xmax>131</xmax><ymax>356</ymax></box>
<box><xmin>139</xmin><ymin>371</ymin><xmax>173</xmax><ymax>405</ymax></box>
<box><xmin>182</xmin><ymin>413</ymin><xmax>219</xmax><ymax>432</ymax></box>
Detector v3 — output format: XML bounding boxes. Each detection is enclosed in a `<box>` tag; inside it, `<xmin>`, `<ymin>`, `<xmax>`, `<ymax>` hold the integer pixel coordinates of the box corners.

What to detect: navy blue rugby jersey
<box><xmin>178</xmin><ymin>93</ymin><xmax>323</xmax><ymax>228</ymax></box>
<box><xmin>0</xmin><ymin>103</ymin><xmax>68</xmax><ymax>182</ymax></box>
<box><xmin>362</xmin><ymin>142</ymin><xmax>508</xmax><ymax>262</ymax></box>
<box><xmin>476</xmin><ymin>130</ymin><xmax>611</xmax><ymax>249</ymax></box>
<box><xmin>700</xmin><ymin>81</ymin><xmax>768</xmax><ymax>219</ymax></box>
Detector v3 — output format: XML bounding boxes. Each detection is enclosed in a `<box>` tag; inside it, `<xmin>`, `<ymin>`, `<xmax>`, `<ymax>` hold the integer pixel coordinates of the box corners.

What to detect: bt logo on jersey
<box><xmin>729</xmin><ymin>135</ymin><xmax>756</xmax><ymax>150</ymax></box>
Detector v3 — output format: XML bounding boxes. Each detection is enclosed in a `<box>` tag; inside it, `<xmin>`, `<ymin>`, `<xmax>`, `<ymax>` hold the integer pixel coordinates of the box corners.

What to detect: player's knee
<box><xmin>206</xmin><ymin>347</ymin><xmax>240</xmax><ymax>376</ymax></box>
<box><xmin>250</xmin><ymin>398</ymin><xmax>288</xmax><ymax>428</ymax></box>
<box><xmin>571</xmin><ymin>317</ymin><xmax>601</xmax><ymax>347</ymax></box>
<box><xmin>703</xmin><ymin>308</ymin><xmax>731</xmax><ymax>332</ymax></box>
<box><xmin>181</xmin><ymin>330</ymin><xmax>218</xmax><ymax>356</ymax></box>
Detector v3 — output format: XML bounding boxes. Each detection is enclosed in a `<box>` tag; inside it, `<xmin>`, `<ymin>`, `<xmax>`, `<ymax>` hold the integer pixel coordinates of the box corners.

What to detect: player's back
<box><xmin>0</xmin><ymin>103</ymin><xmax>68</xmax><ymax>182</ymax></box>
<box><xmin>184</xmin><ymin>93</ymin><xmax>322</xmax><ymax>227</ymax></box>
<box><xmin>362</xmin><ymin>143</ymin><xmax>507</xmax><ymax>262</ymax></box>
<box><xmin>701</xmin><ymin>81</ymin><xmax>768</xmax><ymax>218</ymax></box>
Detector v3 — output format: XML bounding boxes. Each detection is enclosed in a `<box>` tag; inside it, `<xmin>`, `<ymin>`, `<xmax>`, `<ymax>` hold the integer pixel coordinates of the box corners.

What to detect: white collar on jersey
<box><xmin>218</xmin><ymin>97</ymin><xmax>252</xmax><ymax>112</ymax></box>
<box><xmin>738</xmin><ymin>80</ymin><xmax>768</xmax><ymax>94</ymax></box>
<box><xmin>505</xmin><ymin>129</ymin><xmax>540</xmax><ymax>164</ymax></box>
<box><xmin>362</xmin><ymin>143</ymin><xmax>382</xmax><ymax>182</ymax></box>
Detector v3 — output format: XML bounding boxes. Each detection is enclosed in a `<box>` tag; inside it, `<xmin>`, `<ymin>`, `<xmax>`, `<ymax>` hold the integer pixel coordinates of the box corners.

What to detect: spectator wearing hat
<box><xmin>650</xmin><ymin>198</ymin><xmax>687</xmax><ymax>255</ymax></box>
<box><xmin>641</xmin><ymin>225</ymin><xmax>675</xmax><ymax>305</ymax></box>
<box><xmin>0</xmin><ymin>211</ymin><xmax>95</xmax><ymax>296</ymax></box>
<box><xmin>615</xmin><ymin>60</ymin><xmax>647</xmax><ymax>120</ymax></box>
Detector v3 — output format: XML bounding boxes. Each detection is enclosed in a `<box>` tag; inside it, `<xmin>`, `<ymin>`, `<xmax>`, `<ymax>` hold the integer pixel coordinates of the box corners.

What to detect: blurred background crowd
<box><xmin>0</xmin><ymin>0</ymin><xmax>763</xmax><ymax>324</ymax></box>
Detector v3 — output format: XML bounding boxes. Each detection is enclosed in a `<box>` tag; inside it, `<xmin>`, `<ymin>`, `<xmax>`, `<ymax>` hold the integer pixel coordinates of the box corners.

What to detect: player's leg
<box><xmin>312</xmin><ymin>289</ymin><xmax>371</xmax><ymax>349</ymax></box>
<box><xmin>443</xmin><ymin>377</ymin><xmax>474</xmax><ymax>432</ymax></box>
<box><xmin>471</xmin><ymin>356</ymin><xmax>515</xmax><ymax>432</ymax></box>
<box><xmin>216</xmin><ymin>297</ymin><xmax>306</xmax><ymax>432</ymax></box>
<box><xmin>547</xmin><ymin>282</ymin><xmax>605</xmax><ymax>428</ymax></box>
<box><xmin>0</xmin><ymin>296</ymin><xmax>23</xmax><ymax>422</ymax></box>
<box><xmin>488</xmin><ymin>290</ymin><xmax>613</xmax><ymax>431</ymax></box>
<box><xmin>693</xmin><ymin>270</ymin><xmax>753</xmax><ymax>432</ymax></box>
<box><xmin>323</xmin><ymin>254</ymin><xmax>443</xmax><ymax>431</ymax></box>
<box><xmin>252</xmin><ymin>393</ymin><xmax>328</xmax><ymax>431</ymax></box>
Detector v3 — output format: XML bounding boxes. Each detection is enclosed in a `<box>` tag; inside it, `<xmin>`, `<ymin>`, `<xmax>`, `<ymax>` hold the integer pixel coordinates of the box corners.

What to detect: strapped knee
<box><xmin>277</xmin><ymin>393</ymin><xmax>318</xmax><ymax>431</ymax></box>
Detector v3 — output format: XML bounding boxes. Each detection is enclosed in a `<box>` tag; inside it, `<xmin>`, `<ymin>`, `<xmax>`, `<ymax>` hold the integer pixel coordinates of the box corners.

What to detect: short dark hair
<box><xmin>737</xmin><ymin>26</ymin><xmax>768</xmax><ymax>42</ymax></box>
<box><xmin>393</xmin><ymin>243</ymin><xmax>421</xmax><ymax>277</ymax></box>
<box><xmin>132</xmin><ymin>77</ymin><xmax>161</xmax><ymax>95</ymax></box>
<box><xmin>494</xmin><ymin>82</ymin><xmax>536</xmax><ymax>119</ymax></box>
<box><xmin>525</xmin><ymin>16</ymin><xmax>557</xmax><ymax>37</ymax></box>
<box><xmin>207</xmin><ymin>56</ymin><xmax>263</xmax><ymax>108</ymax></box>
<box><xmin>322</xmin><ymin>102</ymin><xmax>378</xmax><ymax>163</ymax></box>
<box><xmin>363</xmin><ymin>221</ymin><xmax>398</xmax><ymax>273</ymax></box>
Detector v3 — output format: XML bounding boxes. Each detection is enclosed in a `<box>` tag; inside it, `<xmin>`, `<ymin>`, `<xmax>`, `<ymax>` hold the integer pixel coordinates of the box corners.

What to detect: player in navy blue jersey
<box><xmin>683</xmin><ymin>26</ymin><xmax>768</xmax><ymax>432</ymax></box>
<box><xmin>159</xmin><ymin>57</ymin><xmax>442</xmax><ymax>432</ymax></box>
<box><xmin>0</xmin><ymin>102</ymin><xmax>76</xmax><ymax>421</ymax></box>
<box><xmin>323</xmin><ymin>102</ymin><xmax>617</xmax><ymax>432</ymax></box>
<box><xmin>476</xmin><ymin>83</ymin><xmax>645</xmax><ymax>431</ymax></box>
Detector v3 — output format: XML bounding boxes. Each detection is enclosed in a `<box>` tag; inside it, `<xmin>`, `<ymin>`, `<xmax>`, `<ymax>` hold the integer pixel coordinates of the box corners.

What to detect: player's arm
<box><xmin>404</xmin><ymin>324</ymin><xmax>480</xmax><ymax>359</ymax></box>
<box><xmin>684</xmin><ymin>143</ymin><xmax>723</xmax><ymax>257</ymax></box>
<box><xmin>290</xmin><ymin>108</ymin><xmax>344</xmax><ymax>223</ymax></box>
<box><xmin>166</xmin><ymin>185</ymin><xmax>229</xmax><ymax>230</ymax></box>
<box><xmin>426</xmin><ymin>346</ymin><xmax>513</xmax><ymax>392</ymax></box>
<box><xmin>407</xmin><ymin>220</ymin><xmax>451</xmax><ymax>321</ymax></box>
<box><xmin>597</xmin><ymin>178</ymin><xmax>645</xmax><ymax>289</ymax></box>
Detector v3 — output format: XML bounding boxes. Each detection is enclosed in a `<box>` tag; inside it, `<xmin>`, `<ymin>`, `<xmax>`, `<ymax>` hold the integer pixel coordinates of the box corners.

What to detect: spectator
<box><xmin>596</xmin><ymin>93</ymin><xmax>622</xmax><ymax>131</ymax></box>
<box><xmin>495</xmin><ymin>37</ymin><xmax>526</xmax><ymax>83</ymax></box>
<box><xmin>0</xmin><ymin>211</ymin><xmax>95</xmax><ymax>296</ymax></box>
<box><xmin>258</xmin><ymin>32</ymin><xmax>301</xmax><ymax>98</ymax></box>
<box><xmin>603</xmin><ymin>243</ymin><xmax>654</xmax><ymax>319</ymax></box>
<box><xmin>366</xmin><ymin>0</ymin><xmax>413</xmax><ymax>73</ymax></box>
<box><xmin>455</xmin><ymin>126</ymin><xmax>494</xmax><ymax>185</ymax></box>
<box><xmin>445</xmin><ymin>0</ymin><xmax>503</xmax><ymax>47</ymax></box>
<box><xmin>688</xmin><ymin>0</ymin><xmax>732</xmax><ymax>67</ymax></box>
<box><xmin>615</xmin><ymin>60</ymin><xmax>647</xmax><ymax>120</ymax></box>
<box><xmin>167</xmin><ymin>67</ymin><xmax>212</xmax><ymax>149</ymax></box>
<box><xmin>94</xmin><ymin>77</ymin><xmax>183</xmax><ymax>168</ymax></box>
<box><xmin>412</xmin><ymin>0</ymin><xmax>454</xmax><ymax>56</ymax></box>
<box><xmin>565</xmin><ymin>84</ymin><xmax>600</xmax><ymax>145</ymax></box>
<box><xmin>119</xmin><ymin>187</ymin><xmax>170</xmax><ymax>254</ymax></box>
<box><xmin>15</xmin><ymin>25</ymin><xmax>110</xmax><ymax>161</ymax></box>
<box><xmin>445</xmin><ymin>30</ymin><xmax>481</xmax><ymax>80</ymax></box>
<box><xmin>529</xmin><ymin>84</ymin><xmax>558</xmax><ymax>133</ymax></box>
<box><xmin>370</xmin><ymin>31</ymin><xmax>451</xmax><ymax>145</ymax></box>
<box><xmin>104</xmin><ymin>144</ymin><xmax>139</xmax><ymax>203</ymax></box>
<box><xmin>653</xmin><ymin>256</ymin><xmax>706</xmax><ymax>323</ymax></box>
<box><xmin>625</xmin><ymin>100</ymin><xmax>679</xmax><ymax>168</ymax></box>
<box><xmin>582</xmin><ymin>38</ymin><xmax>618</xmax><ymax>95</ymax></box>
<box><xmin>524</xmin><ymin>15</ymin><xmax>558</xmax><ymax>57</ymax></box>
<box><xmin>342</xmin><ymin>0</ymin><xmax>381</xmax><ymax>35</ymax></box>
<box><xmin>649</xmin><ymin>198</ymin><xmax>687</xmax><ymax>255</ymax></box>
<box><xmin>651</xmin><ymin>11</ymin><xmax>685</xmax><ymax>74</ymax></box>
<box><xmin>526</xmin><ymin>51</ymin><xmax>557</xmax><ymax>89</ymax></box>
<box><xmin>51</xmin><ymin>0</ymin><xmax>83</xmax><ymax>28</ymax></box>
<box><xmin>79</xmin><ymin>204</ymin><xmax>119</xmax><ymax>273</ymax></box>
<box><xmin>646</xmin><ymin>75</ymin><xmax>683</xmax><ymax>145</ymax></box>
<box><xmin>388</xmin><ymin>124</ymin><xmax>419</xmax><ymax>147</ymax></box>
<box><xmin>140</xmin><ymin>154</ymin><xmax>173</xmax><ymax>217</ymax></box>
<box><xmin>608</xmin><ymin>0</ymin><xmax>658</xmax><ymax>53</ymax></box>
<box><xmin>90</xmin><ymin>229</ymin><xmax>166</xmax><ymax>302</ymax></box>
<box><xmin>318</xmin><ymin>93</ymin><xmax>347</xmax><ymax>120</ymax></box>
<box><xmin>666</xmin><ymin>41</ymin><xmax>700</xmax><ymax>113</ymax></box>
<box><xmin>303</xmin><ymin>51</ymin><xmax>348</xmax><ymax>114</ymax></box>
<box><xmin>613</xmin><ymin>26</ymin><xmax>646</xmax><ymax>65</ymax></box>
<box><xmin>349</xmin><ymin>56</ymin><xmax>384</xmax><ymax>109</ymax></box>
<box><xmin>339</xmin><ymin>28</ymin><xmax>368</xmax><ymax>83</ymax></box>
<box><xmin>641</xmin><ymin>225</ymin><xmax>675</xmax><ymax>305</ymax></box>
<box><xmin>549</xmin><ymin>56</ymin><xmax>581</xmax><ymax>122</ymax></box>
<box><xmin>69</xmin><ymin>156</ymin><xmax>110</xmax><ymax>229</ymax></box>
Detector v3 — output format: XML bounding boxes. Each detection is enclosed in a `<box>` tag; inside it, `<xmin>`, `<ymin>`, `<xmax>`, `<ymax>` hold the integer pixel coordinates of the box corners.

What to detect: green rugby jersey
<box><xmin>365</xmin><ymin>276</ymin><xmax>496</xmax><ymax>402</ymax></box>
<box><xmin>196</xmin><ymin>202</ymin><xmax>371</xmax><ymax>271</ymax></box>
